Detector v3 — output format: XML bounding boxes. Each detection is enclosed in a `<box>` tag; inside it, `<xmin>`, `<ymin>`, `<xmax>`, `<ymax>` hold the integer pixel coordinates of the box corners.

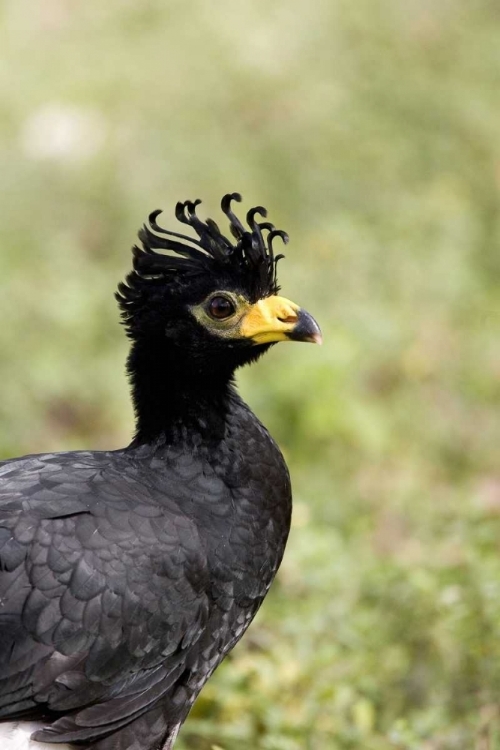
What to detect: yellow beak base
<box><xmin>239</xmin><ymin>296</ymin><xmax>322</xmax><ymax>345</ymax></box>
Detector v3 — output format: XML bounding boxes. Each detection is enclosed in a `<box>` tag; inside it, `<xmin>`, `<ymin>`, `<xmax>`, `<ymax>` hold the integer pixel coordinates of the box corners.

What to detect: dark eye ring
<box><xmin>207</xmin><ymin>295</ymin><xmax>236</xmax><ymax>320</ymax></box>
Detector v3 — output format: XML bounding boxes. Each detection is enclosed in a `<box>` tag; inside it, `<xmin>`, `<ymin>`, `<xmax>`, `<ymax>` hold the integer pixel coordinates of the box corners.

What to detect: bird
<box><xmin>0</xmin><ymin>193</ymin><xmax>321</xmax><ymax>750</ymax></box>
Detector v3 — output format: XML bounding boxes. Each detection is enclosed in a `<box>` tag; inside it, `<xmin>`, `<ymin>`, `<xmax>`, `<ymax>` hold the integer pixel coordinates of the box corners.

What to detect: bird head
<box><xmin>116</xmin><ymin>193</ymin><xmax>321</xmax><ymax>374</ymax></box>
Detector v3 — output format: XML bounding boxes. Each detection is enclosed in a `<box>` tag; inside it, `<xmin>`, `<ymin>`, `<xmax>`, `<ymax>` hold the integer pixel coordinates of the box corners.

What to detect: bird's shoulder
<box><xmin>0</xmin><ymin>447</ymin><xmax>210</xmax><ymax>596</ymax></box>
<box><xmin>0</xmin><ymin>447</ymin><xmax>211</xmax><ymax>520</ymax></box>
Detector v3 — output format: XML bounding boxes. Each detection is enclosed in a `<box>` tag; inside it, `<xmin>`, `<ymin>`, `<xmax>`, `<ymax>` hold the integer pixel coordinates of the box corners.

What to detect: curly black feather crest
<box><xmin>116</xmin><ymin>194</ymin><xmax>288</xmax><ymax>327</ymax></box>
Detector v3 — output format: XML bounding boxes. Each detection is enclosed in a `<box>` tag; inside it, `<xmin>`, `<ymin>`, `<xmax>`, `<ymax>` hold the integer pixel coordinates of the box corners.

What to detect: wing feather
<box><xmin>0</xmin><ymin>450</ymin><xmax>212</xmax><ymax>743</ymax></box>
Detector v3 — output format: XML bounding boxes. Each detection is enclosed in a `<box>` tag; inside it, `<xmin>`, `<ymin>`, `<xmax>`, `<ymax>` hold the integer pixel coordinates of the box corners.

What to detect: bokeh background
<box><xmin>1</xmin><ymin>1</ymin><xmax>500</xmax><ymax>748</ymax></box>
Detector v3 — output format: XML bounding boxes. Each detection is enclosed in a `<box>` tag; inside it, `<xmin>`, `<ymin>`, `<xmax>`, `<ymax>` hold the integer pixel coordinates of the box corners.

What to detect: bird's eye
<box><xmin>208</xmin><ymin>295</ymin><xmax>236</xmax><ymax>320</ymax></box>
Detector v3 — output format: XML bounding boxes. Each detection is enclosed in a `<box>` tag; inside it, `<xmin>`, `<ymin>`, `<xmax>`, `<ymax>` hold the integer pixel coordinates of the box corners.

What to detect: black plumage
<box><xmin>0</xmin><ymin>194</ymin><xmax>321</xmax><ymax>750</ymax></box>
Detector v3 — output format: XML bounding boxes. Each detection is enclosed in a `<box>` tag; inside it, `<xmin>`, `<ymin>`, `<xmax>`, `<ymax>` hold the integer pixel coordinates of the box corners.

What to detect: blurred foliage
<box><xmin>1</xmin><ymin>0</ymin><xmax>500</xmax><ymax>747</ymax></box>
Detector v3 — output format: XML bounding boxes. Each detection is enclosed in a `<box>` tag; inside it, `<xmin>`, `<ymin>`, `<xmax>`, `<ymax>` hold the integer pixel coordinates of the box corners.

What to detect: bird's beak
<box><xmin>239</xmin><ymin>295</ymin><xmax>322</xmax><ymax>345</ymax></box>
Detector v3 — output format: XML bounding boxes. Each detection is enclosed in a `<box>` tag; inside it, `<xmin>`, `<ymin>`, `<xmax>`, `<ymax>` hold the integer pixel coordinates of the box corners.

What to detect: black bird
<box><xmin>0</xmin><ymin>194</ymin><xmax>321</xmax><ymax>750</ymax></box>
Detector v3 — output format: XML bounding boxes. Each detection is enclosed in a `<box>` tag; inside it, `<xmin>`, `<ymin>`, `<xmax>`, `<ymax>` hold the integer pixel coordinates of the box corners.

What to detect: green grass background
<box><xmin>1</xmin><ymin>1</ymin><xmax>500</xmax><ymax>747</ymax></box>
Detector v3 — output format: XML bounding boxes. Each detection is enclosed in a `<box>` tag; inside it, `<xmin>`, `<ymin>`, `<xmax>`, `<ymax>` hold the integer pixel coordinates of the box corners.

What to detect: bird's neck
<box><xmin>127</xmin><ymin>339</ymin><xmax>235</xmax><ymax>447</ymax></box>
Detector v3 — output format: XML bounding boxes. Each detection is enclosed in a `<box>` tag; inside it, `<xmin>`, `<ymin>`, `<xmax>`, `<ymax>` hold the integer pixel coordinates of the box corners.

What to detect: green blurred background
<box><xmin>1</xmin><ymin>1</ymin><xmax>500</xmax><ymax>747</ymax></box>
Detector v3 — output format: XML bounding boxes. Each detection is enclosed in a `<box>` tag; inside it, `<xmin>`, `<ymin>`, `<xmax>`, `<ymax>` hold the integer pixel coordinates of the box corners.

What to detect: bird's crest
<box><xmin>116</xmin><ymin>194</ymin><xmax>288</xmax><ymax>318</ymax></box>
